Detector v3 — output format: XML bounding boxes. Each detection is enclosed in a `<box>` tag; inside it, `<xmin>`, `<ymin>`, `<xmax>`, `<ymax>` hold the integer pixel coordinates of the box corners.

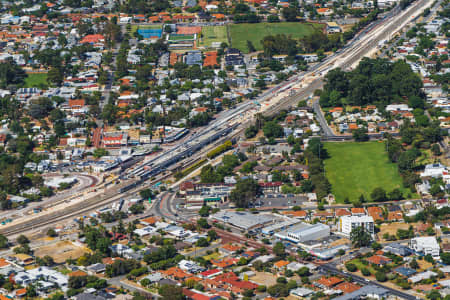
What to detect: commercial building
<box><xmin>339</xmin><ymin>215</ymin><xmax>374</xmax><ymax>237</ymax></box>
<box><xmin>261</xmin><ymin>218</ymin><xmax>301</xmax><ymax>236</ymax></box>
<box><xmin>210</xmin><ymin>211</ymin><xmax>274</xmax><ymax>231</ymax></box>
<box><xmin>333</xmin><ymin>285</ymin><xmax>389</xmax><ymax>300</ymax></box>
<box><xmin>275</xmin><ymin>223</ymin><xmax>330</xmax><ymax>243</ymax></box>
<box><xmin>383</xmin><ymin>243</ymin><xmax>413</xmax><ymax>256</ymax></box>
<box><xmin>410</xmin><ymin>236</ymin><xmax>440</xmax><ymax>259</ymax></box>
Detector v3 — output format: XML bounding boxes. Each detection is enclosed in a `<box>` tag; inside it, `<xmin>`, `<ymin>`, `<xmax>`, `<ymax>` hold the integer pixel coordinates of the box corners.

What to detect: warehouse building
<box><xmin>210</xmin><ymin>211</ymin><xmax>275</xmax><ymax>231</ymax></box>
<box><xmin>275</xmin><ymin>223</ymin><xmax>330</xmax><ymax>243</ymax></box>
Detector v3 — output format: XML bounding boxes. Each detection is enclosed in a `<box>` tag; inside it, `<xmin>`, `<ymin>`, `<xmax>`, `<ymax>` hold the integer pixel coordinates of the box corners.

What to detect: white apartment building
<box><xmin>410</xmin><ymin>237</ymin><xmax>440</xmax><ymax>259</ymax></box>
<box><xmin>339</xmin><ymin>215</ymin><xmax>374</xmax><ymax>237</ymax></box>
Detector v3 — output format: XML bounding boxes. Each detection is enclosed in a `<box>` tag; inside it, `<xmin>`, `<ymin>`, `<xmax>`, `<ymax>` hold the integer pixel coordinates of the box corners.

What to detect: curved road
<box><xmin>0</xmin><ymin>173</ymin><xmax>98</xmax><ymax>220</ymax></box>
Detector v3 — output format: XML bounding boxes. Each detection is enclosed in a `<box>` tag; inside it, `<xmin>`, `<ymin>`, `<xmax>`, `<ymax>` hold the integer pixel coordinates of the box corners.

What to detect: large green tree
<box><xmin>350</xmin><ymin>226</ymin><xmax>372</xmax><ymax>247</ymax></box>
<box><xmin>229</xmin><ymin>178</ymin><xmax>260</xmax><ymax>208</ymax></box>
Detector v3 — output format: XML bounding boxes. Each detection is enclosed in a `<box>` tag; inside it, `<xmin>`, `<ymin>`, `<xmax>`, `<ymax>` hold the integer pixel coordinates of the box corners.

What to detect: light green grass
<box><xmin>203</xmin><ymin>252</ymin><xmax>221</xmax><ymax>261</ymax></box>
<box><xmin>348</xmin><ymin>259</ymin><xmax>375</xmax><ymax>274</ymax></box>
<box><xmin>169</xmin><ymin>34</ymin><xmax>195</xmax><ymax>41</ymax></box>
<box><xmin>229</xmin><ymin>22</ymin><xmax>324</xmax><ymax>53</ymax></box>
<box><xmin>199</xmin><ymin>26</ymin><xmax>228</xmax><ymax>48</ymax></box>
<box><xmin>24</xmin><ymin>73</ymin><xmax>48</xmax><ymax>88</ymax></box>
<box><xmin>324</xmin><ymin>142</ymin><xmax>414</xmax><ymax>203</ymax></box>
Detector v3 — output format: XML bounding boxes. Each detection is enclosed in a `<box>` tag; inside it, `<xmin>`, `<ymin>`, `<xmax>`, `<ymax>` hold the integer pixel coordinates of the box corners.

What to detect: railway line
<box><xmin>0</xmin><ymin>0</ymin><xmax>432</xmax><ymax>237</ymax></box>
<box><xmin>0</xmin><ymin>123</ymin><xmax>246</xmax><ymax>237</ymax></box>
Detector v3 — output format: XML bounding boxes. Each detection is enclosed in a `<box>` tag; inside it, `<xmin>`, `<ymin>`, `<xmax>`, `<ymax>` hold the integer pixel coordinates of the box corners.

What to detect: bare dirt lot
<box><xmin>379</xmin><ymin>223</ymin><xmax>415</xmax><ymax>241</ymax></box>
<box><xmin>34</xmin><ymin>240</ymin><xmax>91</xmax><ymax>263</ymax></box>
<box><xmin>250</xmin><ymin>272</ymin><xmax>278</xmax><ymax>286</ymax></box>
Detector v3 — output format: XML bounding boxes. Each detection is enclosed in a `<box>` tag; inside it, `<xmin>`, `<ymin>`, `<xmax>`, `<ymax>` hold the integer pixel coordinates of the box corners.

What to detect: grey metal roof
<box><xmin>333</xmin><ymin>285</ymin><xmax>389</xmax><ymax>300</ymax></box>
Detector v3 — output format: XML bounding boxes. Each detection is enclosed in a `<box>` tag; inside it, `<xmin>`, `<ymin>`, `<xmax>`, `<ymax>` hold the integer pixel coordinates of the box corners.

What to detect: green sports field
<box><xmin>324</xmin><ymin>142</ymin><xmax>413</xmax><ymax>203</ymax></box>
<box><xmin>24</xmin><ymin>73</ymin><xmax>48</xmax><ymax>88</ymax></box>
<box><xmin>168</xmin><ymin>34</ymin><xmax>195</xmax><ymax>41</ymax></box>
<box><xmin>199</xmin><ymin>26</ymin><xmax>228</xmax><ymax>48</ymax></box>
<box><xmin>229</xmin><ymin>22</ymin><xmax>324</xmax><ymax>53</ymax></box>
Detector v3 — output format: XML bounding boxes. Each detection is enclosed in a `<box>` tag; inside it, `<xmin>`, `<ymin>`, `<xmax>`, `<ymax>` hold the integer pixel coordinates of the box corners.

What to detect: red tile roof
<box><xmin>366</xmin><ymin>255</ymin><xmax>392</xmax><ymax>265</ymax></box>
<box><xmin>81</xmin><ymin>34</ymin><xmax>105</xmax><ymax>44</ymax></box>
<box><xmin>316</xmin><ymin>276</ymin><xmax>343</xmax><ymax>287</ymax></box>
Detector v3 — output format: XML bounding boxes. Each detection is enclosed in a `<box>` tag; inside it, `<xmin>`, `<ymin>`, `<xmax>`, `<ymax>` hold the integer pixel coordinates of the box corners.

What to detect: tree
<box><xmin>388</xmin><ymin>188</ymin><xmax>403</xmax><ymax>201</ymax></box>
<box><xmin>196</xmin><ymin>237</ymin><xmax>209</xmax><ymax>247</ymax></box>
<box><xmin>47</xmin><ymin>67</ymin><xmax>64</xmax><ymax>86</ymax></box>
<box><xmin>129</xmin><ymin>203</ymin><xmax>144</xmax><ymax>215</ymax></box>
<box><xmin>263</xmin><ymin>121</ymin><xmax>283</xmax><ymax>139</ymax></box>
<box><xmin>371</xmin><ymin>187</ymin><xmax>387</xmax><ymax>202</ymax></box>
<box><xmin>431</xmin><ymin>144</ymin><xmax>442</xmax><ymax>156</ymax></box>
<box><xmin>207</xmin><ymin>230</ymin><xmax>217</xmax><ymax>241</ymax></box>
<box><xmin>69</xmin><ymin>275</ymin><xmax>88</xmax><ymax>289</ymax></box>
<box><xmin>47</xmin><ymin>228</ymin><xmax>57</xmax><ymax>237</ymax></box>
<box><xmin>158</xmin><ymin>284</ymin><xmax>185</xmax><ymax>300</ymax></box>
<box><xmin>247</xmin><ymin>40</ymin><xmax>256</xmax><ymax>53</ymax></box>
<box><xmin>424</xmin><ymin>254</ymin><xmax>435</xmax><ymax>264</ymax></box>
<box><xmin>93</xmin><ymin>148</ymin><xmax>109</xmax><ymax>158</ymax></box>
<box><xmin>267</xmin><ymin>283</ymin><xmax>289</xmax><ymax>297</ymax></box>
<box><xmin>307</xmin><ymin>138</ymin><xmax>328</xmax><ymax>159</ymax></box>
<box><xmin>96</xmin><ymin>237</ymin><xmax>112</xmax><ymax>254</ymax></box>
<box><xmin>350</xmin><ymin>226</ymin><xmax>372</xmax><ymax>247</ymax></box>
<box><xmin>29</xmin><ymin>97</ymin><xmax>54</xmax><ymax>119</ymax></box>
<box><xmin>371</xmin><ymin>242</ymin><xmax>382</xmax><ymax>250</ymax></box>
<box><xmin>0</xmin><ymin>58</ymin><xmax>27</xmax><ymax>88</ymax></box>
<box><xmin>17</xmin><ymin>235</ymin><xmax>29</xmax><ymax>245</ymax></box>
<box><xmin>36</xmin><ymin>255</ymin><xmax>55</xmax><ymax>266</ymax></box>
<box><xmin>282</xmin><ymin>7</ymin><xmax>298</xmax><ymax>21</ymax></box>
<box><xmin>345</xmin><ymin>262</ymin><xmax>357</xmax><ymax>272</ymax></box>
<box><xmin>139</xmin><ymin>189</ymin><xmax>153</xmax><ymax>200</ymax></box>
<box><xmin>427</xmin><ymin>290</ymin><xmax>443</xmax><ymax>300</ymax></box>
<box><xmin>230</xmin><ymin>178</ymin><xmax>260</xmax><ymax>208</ymax></box>
<box><xmin>352</xmin><ymin>128</ymin><xmax>369</xmax><ymax>142</ymax></box>
<box><xmin>261</xmin><ymin>34</ymin><xmax>297</xmax><ymax>57</ymax></box>
<box><xmin>0</xmin><ymin>235</ymin><xmax>8</xmax><ymax>249</ymax></box>
<box><xmin>410</xmin><ymin>258</ymin><xmax>419</xmax><ymax>269</ymax></box>
<box><xmin>26</xmin><ymin>284</ymin><xmax>37</xmax><ymax>298</ymax></box>
<box><xmin>361</xmin><ymin>267</ymin><xmax>371</xmax><ymax>276</ymax></box>
<box><xmin>375</xmin><ymin>271</ymin><xmax>387</xmax><ymax>282</ymax></box>
<box><xmin>198</xmin><ymin>205</ymin><xmax>211</xmax><ymax>217</ymax></box>
<box><xmin>197</xmin><ymin>218</ymin><xmax>210</xmax><ymax>229</ymax></box>
<box><xmin>273</xmin><ymin>242</ymin><xmax>285</xmax><ymax>257</ymax></box>
<box><xmin>245</xmin><ymin>125</ymin><xmax>258</xmax><ymax>139</ymax></box>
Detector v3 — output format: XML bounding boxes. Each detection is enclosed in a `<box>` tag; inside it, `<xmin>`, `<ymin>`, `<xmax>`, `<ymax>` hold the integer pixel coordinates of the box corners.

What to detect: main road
<box><xmin>0</xmin><ymin>0</ymin><xmax>433</xmax><ymax>238</ymax></box>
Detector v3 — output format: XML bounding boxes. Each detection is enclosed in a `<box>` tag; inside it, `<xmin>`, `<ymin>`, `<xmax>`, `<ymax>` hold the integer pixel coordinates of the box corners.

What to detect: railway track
<box><xmin>0</xmin><ymin>125</ymin><xmax>246</xmax><ymax>237</ymax></box>
<box><xmin>0</xmin><ymin>0</ymin><xmax>430</xmax><ymax>237</ymax></box>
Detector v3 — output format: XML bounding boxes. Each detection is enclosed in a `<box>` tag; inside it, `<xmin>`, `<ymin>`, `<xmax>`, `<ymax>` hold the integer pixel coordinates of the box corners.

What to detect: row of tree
<box><xmin>319</xmin><ymin>58</ymin><xmax>424</xmax><ymax>107</ymax></box>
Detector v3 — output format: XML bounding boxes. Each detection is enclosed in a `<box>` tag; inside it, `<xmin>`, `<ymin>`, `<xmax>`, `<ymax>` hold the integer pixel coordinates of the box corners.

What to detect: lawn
<box><xmin>24</xmin><ymin>73</ymin><xmax>48</xmax><ymax>88</ymax></box>
<box><xmin>229</xmin><ymin>22</ymin><xmax>324</xmax><ymax>53</ymax></box>
<box><xmin>203</xmin><ymin>252</ymin><xmax>221</xmax><ymax>261</ymax></box>
<box><xmin>348</xmin><ymin>258</ymin><xmax>376</xmax><ymax>275</ymax></box>
<box><xmin>168</xmin><ymin>34</ymin><xmax>195</xmax><ymax>41</ymax></box>
<box><xmin>199</xmin><ymin>26</ymin><xmax>228</xmax><ymax>48</ymax></box>
<box><xmin>324</xmin><ymin>141</ymin><xmax>412</xmax><ymax>203</ymax></box>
